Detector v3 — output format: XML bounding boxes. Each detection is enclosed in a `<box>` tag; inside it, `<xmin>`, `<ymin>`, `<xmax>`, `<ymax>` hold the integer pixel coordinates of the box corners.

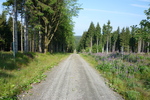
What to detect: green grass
<box><xmin>80</xmin><ymin>53</ymin><xmax>150</xmax><ymax>100</ymax></box>
<box><xmin>80</xmin><ymin>53</ymin><xmax>98</xmax><ymax>67</ymax></box>
<box><xmin>0</xmin><ymin>52</ymin><xmax>69</xmax><ymax>99</ymax></box>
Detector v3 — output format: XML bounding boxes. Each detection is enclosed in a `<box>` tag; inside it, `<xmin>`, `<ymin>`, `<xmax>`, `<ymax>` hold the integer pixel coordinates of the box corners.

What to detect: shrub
<box><xmin>125</xmin><ymin>90</ymin><xmax>141</xmax><ymax>100</ymax></box>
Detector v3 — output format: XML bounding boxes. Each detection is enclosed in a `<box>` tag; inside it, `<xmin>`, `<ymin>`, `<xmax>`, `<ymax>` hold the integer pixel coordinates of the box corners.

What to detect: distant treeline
<box><xmin>77</xmin><ymin>7</ymin><xmax>150</xmax><ymax>54</ymax></box>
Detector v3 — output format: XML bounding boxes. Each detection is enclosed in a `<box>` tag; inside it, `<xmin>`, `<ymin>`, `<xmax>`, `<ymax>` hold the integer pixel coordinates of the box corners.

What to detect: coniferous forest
<box><xmin>0</xmin><ymin>0</ymin><xmax>150</xmax><ymax>99</ymax></box>
<box><xmin>78</xmin><ymin>6</ymin><xmax>150</xmax><ymax>100</ymax></box>
<box><xmin>77</xmin><ymin>7</ymin><xmax>150</xmax><ymax>54</ymax></box>
<box><xmin>0</xmin><ymin>0</ymin><xmax>81</xmax><ymax>54</ymax></box>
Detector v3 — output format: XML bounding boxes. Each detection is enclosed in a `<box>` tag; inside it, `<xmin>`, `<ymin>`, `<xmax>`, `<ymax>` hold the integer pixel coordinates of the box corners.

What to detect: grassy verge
<box><xmin>0</xmin><ymin>52</ymin><xmax>69</xmax><ymax>99</ymax></box>
<box><xmin>80</xmin><ymin>53</ymin><xmax>98</xmax><ymax>67</ymax></box>
<box><xmin>80</xmin><ymin>53</ymin><xmax>150</xmax><ymax>100</ymax></box>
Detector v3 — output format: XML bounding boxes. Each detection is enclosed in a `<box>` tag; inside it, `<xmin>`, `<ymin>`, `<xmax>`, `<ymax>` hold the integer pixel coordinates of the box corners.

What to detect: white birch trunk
<box><xmin>90</xmin><ymin>37</ymin><xmax>92</xmax><ymax>53</ymax></box>
<box><xmin>142</xmin><ymin>39</ymin><xmax>145</xmax><ymax>52</ymax></box>
<box><xmin>138</xmin><ymin>39</ymin><xmax>142</xmax><ymax>53</ymax></box>
<box><xmin>112</xmin><ymin>41</ymin><xmax>116</xmax><ymax>52</ymax></box>
<box><xmin>97</xmin><ymin>37</ymin><xmax>98</xmax><ymax>53</ymax></box>
<box><xmin>106</xmin><ymin>36</ymin><xmax>109</xmax><ymax>54</ymax></box>
<box><xmin>102</xmin><ymin>47</ymin><xmax>104</xmax><ymax>53</ymax></box>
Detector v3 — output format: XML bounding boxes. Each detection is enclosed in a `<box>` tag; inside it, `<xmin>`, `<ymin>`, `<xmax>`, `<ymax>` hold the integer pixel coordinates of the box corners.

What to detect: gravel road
<box><xmin>19</xmin><ymin>54</ymin><xmax>123</xmax><ymax>100</ymax></box>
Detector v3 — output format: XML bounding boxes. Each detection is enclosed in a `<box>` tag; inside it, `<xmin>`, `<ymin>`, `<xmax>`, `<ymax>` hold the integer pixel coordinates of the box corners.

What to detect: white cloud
<box><xmin>84</xmin><ymin>8</ymin><xmax>145</xmax><ymax>17</ymax></box>
<box><xmin>131</xmin><ymin>4</ymin><xmax>149</xmax><ymax>8</ymax></box>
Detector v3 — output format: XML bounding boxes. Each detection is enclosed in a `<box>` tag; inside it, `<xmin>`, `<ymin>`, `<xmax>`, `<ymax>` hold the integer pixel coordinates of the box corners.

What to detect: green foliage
<box><xmin>82</xmin><ymin>53</ymin><xmax>150</xmax><ymax>100</ymax></box>
<box><xmin>120</xmin><ymin>27</ymin><xmax>131</xmax><ymax>51</ymax></box>
<box><xmin>75</xmin><ymin>36</ymin><xmax>81</xmax><ymax>49</ymax></box>
<box><xmin>125</xmin><ymin>90</ymin><xmax>141</xmax><ymax>100</ymax></box>
<box><xmin>0</xmin><ymin>52</ymin><xmax>69</xmax><ymax>99</ymax></box>
<box><xmin>77</xmin><ymin>7</ymin><xmax>150</xmax><ymax>53</ymax></box>
<box><xmin>91</xmin><ymin>44</ymin><xmax>102</xmax><ymax>53</ymax></box>
<box><xmin>77</xmin><ymin>31</ymin><xmax>88</xmax><ymax>52</ymax></box>
<box><xmin>0</xmin><ymin>11</ymin><xmax>12</xmax><ymax>51</ymax></box>
<box><xmin>77</xmin><ymin>22</ymin><xmax>102</xmax><ymax>52</ymax></box>
<box><xmin>92</xmin><ymin>44</ymin><xmax>97</xmax><ymax>53</ymax></box>
<box><xmin>2</xmin><ymin>0</ymin><xmax>82</xmax><ymax>53</ymax></box>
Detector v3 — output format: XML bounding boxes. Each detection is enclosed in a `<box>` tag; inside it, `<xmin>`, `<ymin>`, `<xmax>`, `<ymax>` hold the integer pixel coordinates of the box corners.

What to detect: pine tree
<box><xmin>87</xmin><ymin>22</ymin><xmax>95</xmax><ymax>53</ymax></box>
<box><xmin>112</xmin><ymin>27</ymin><xmax>119</xmax><ymax>52</ymax></box>
<box><xmin>95</xmin><ymin>23</ymin><xmax>101</xmax><ymax>53</ymax></box>
<box><xmin>140</xmin><ymin>7</ymin><xmax>150</xmax><ymax>53</ymax></box>
<box><xmin>103</xmin><ymin>20</ymin><xmax>112</xmax><ymax>54</ymax></box>
<box><xmin>3</xmin><ymin>0</ymin><xmax>81</xmax><ymax>53</ymax></box>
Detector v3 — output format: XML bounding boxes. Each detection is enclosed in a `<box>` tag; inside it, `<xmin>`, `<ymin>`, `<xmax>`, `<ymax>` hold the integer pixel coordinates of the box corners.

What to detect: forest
<box><xmin>0</xmin><ymin>0</ymin><xmax>81</xmax><ymax>54</ymax></box>
<box><xmin>77</xmin><ymin>7</ymin><xmax>150</xmax><ymax>54</ymax></box>
<box><xmin>0</xmin><ymin>0</ymin><xmax>150</xmax><ymax>99</ymax></box>
<box><xmin>78</xmin><ymin>6</ymin><xmax>150</xmax><ymax>100</ymax></box>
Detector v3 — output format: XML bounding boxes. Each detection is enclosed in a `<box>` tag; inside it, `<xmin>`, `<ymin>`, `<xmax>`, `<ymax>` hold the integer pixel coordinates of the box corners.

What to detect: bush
<box><xmin>83</xmin><ymin>53</ymin><xmax>150</xmax><ymax>100</ymax></box>
<box><xmin>85</xmin><ymin>47</ymin><xmax>90</xmax><ymax>52</ymax></box>
<box><xmin>126</xmin><ymin>90</ymin><xmax>141</xmax><ymax>100</ymax></box>
<box><xmin>92</xmin><ymin>44</ymin><xmax>97</xmax><ymax>53</ymax></box>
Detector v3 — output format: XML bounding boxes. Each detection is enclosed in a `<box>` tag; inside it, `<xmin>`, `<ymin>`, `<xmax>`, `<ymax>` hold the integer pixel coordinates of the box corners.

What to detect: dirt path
<box><xmin>19</xmin><ymin>54</ymin><xmax>123</xmax><ymax>100</ymax></box>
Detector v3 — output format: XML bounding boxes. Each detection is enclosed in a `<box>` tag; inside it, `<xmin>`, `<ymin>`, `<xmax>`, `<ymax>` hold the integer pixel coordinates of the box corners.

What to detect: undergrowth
<box><xmin>81</xmin><ymin>53</ymin><xmax>150</xmax><ymax>100</ymax></box>
<box><xmin>0</xmin><ymin>52</ymin><xmax>69</xmax><ymax>100</ymax></box>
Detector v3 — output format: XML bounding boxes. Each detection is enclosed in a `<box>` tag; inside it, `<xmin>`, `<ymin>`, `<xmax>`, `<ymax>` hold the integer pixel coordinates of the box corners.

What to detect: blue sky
<box><xmin>0</xmin><ymin>0</ymin><xmax>149</xmax><ymax>36</ymax></box>
<box><xmin>73</xmin><ymin>0</ymin><xmax>150</xmax><ymax>35</ymax></box>
<box><xmin>0</xmin><ymin>0</ymin><xmax>5</xmax><ymax>13</ymax></box>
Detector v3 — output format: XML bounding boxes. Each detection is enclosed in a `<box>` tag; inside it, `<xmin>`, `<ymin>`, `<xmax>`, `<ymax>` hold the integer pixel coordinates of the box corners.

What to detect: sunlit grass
<box><xmin>0</xmin><ymin>52</ymin><xmax>69</xmax><ymax>99</ymax></box>
<box><xmin>80</xmin><ymin>53</ymin><xmax>98</xmax><ymax>67</ymax></box>
<box><xmin>80</xmin><ymin>53</ymin><xmax>150</xmax><ymax>100</ymax></box>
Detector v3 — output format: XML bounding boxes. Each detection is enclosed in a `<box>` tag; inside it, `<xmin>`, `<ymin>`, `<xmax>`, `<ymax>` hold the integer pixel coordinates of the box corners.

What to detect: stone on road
<box><xmin>19</xmin><ymin>54</ymin><xmax>123</xmax><ymax>100</ymax></box>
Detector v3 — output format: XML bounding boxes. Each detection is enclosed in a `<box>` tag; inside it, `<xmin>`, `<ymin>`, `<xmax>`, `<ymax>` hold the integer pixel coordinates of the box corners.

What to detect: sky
<box><xmin>0</xmin><ymin>0</ymin><xmax>149</xmax><ymax>36</ymax></box>
<box><xmin>73</xmin><ymin>0</ymin><xmax>150</xmax><ymax>36</ymax></box>
<box><xmin>0</xmin><ymin>0</ymin><xmax>5</xmax><ymax>13</ymax></box>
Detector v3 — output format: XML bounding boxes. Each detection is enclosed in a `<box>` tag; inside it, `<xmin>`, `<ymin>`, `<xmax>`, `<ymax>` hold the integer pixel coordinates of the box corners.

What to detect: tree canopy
<box><xmin>77</xmin><ymin>6</ymin><xmax>150</xmax><ymax>53</ymax></box>
<box><xmin>1</xmin><ymin>0</ymin><xmax>82</xmax><ymax>53</ymax></box>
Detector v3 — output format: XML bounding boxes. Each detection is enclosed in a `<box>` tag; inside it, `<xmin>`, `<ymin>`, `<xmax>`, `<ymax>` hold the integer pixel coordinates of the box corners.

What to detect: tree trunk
<box><xmin>90</xmin><ymin>37</ymin><xmax>92</xmax><ymax>53</ymax></box>
<box><xmin>13</xmin><ymin>0</ymin><xmax>18</xmax><ymax>57</ymax></box>
<box><xmin>127</xmin><ymin>45</ymin><xmax>129</xmax><ymax>53</ymax></box>
<box><xmin>121</xmin><ymin>46</ymin><xmax>124</xmax><ymax>55</ymax></box>
<box><xmin>63</xmin><ymin>43</ymin><xmax>65</xmax><ymax>53</ymax></box>
<box><xmin>102</xmin><ymin>46</ymin><xmax>104</xmax><ymax>53</ymax></box>
<box><xmin>38</xmin><ymin>29</ymin><xmax>42</xmax><ymax>53</ymax></box>
<box><xmin>24</xmin><ymin>5</ymin><xmax>28</xmax><ymax>52</ymax></box>
<box><xmin>142</xmin><ymin>39</ymin><xmax>145</xmax><ymax>52</ymax></box>
<box><xmin>21</xmin><ymin>17</ymin><xmax>23</xmax><ymax>52</ymax></box>
<box><xmin>147</xmin><ymin>42</ymin><xmax>149</xmax><ymax>53</ymax></box>
<box><xmin>44</xmin><ymin>25</ymin><xmax>49</xmax><ymax>54</ymax></box>
<box><xmin>29</xmin><ymin>40</ymin><xmax>31</xmax><ymax>52</ymax></box>
<box><xmin>97</xmin><ymin>37</ymin><xmax>98</xmax><ymax>53</ymax></box>
<box><xmin>32</xmin><ymin>33</ymin><xmax>34</xmax><ymax>52</ymax></box>
<box><xmin>112</xmin><ymin>41</ymin><xmax>116</xmax><ymax>52</ymax></box>
<box><xmin>34</xmin><ymin>30</ymin><xmax>36</xmax><ymax>52</ymax></box>
<box><xmin>106</xmin><ymin>36</ymin><xmax>109</xmax><ymax>54</ymax></box>
<box><xmin>109</xmin><ymin>36</ymin><xmax>111</xmax><ymax>52</ymax></box>
<box><xmin>138</xmin><ymin>39</ymin><xmax>142</xmax><ymax>53</ymax></box>
<box><xmin>44</xmin><ymin>44</ymin><xmax>48</xmax><ymax>53</ymax></box>
<box><xmin>44</xmin><ymin>35</ymin><xmax>49</xmax><ymax>54</ymax></box>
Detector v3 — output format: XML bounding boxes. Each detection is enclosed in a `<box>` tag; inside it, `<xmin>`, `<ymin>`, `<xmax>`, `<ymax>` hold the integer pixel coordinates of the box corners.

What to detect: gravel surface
<box><xmin>19</xmin><ymin>54</ymin><xmax>124</xmax><ymax>100</ymax></box>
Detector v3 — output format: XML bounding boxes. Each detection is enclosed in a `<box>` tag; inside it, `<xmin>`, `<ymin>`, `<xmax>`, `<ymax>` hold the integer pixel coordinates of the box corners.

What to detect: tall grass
<box><xmin>81</xmin><ymin>53</ymin><xmax>150</xmax><ymax>100</ymax></box>
<box><xmin>0</xmin><ymin>52</ymin><xmax>69</xmax><ymax>99</ymax></box>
